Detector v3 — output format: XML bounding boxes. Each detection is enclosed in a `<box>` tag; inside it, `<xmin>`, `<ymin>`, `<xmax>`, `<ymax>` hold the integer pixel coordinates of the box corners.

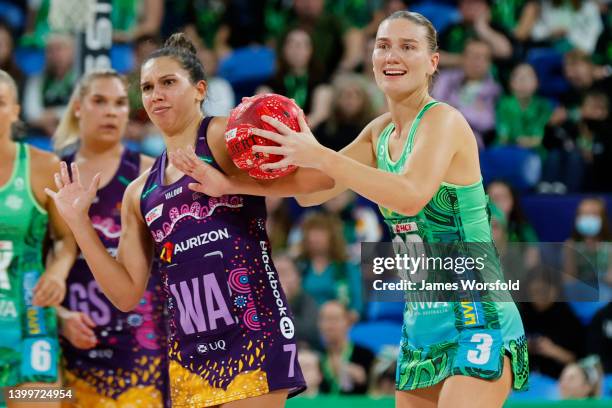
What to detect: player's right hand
<box><xmin>60</xmin><ymin>310</ymin><xmax>98</xmax><ymax>350</ymax></box>
<box><xmin>45</xmin><ymin>161</ymin><xmax>100</xmax><ymax>227</ymax></box>
<box><xmin>169</xmin><ymin>146</ymin><xmax>234</xmax><ymax>197</ymax></box>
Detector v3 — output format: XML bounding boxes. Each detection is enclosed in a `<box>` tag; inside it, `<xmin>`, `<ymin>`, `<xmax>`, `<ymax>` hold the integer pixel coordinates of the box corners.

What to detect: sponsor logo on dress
<box><xmin>393</xmin><ymin>221</ymin><xmax>418</xmax><ymax>234</ymax></box>
<box><xmin>461</xmin><ymin>301</ymin><xmax>478</xmax><ymax>326</ymax></box>
<box><xmin>160</xmin><ymin>228</ymin><xmax>230</xmax><ymax>263</ymax></box>
<box><xmin>145</xmin><ymin>203</ymin><xmax>164</xmax><ymax>225</ymax></box>
<box><xmin>196</xmin><ymin>340</ymin><xmax>227</xmax><ymax>354</ymax></box>
<box><xmin>260</xmin><ymin>241</ymin><xmax>295</xmax><ymax>339</ymax></box>
<box><xmin>165</xmin><ymin>186</ymin><xmax>183</xmax><ymax>200</ymax></box>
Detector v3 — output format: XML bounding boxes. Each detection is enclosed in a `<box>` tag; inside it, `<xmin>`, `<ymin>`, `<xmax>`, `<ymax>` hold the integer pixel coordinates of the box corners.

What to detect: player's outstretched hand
<box><xmin>45</xmin><ymin>161</ymin><xmax>100</xmax><ymax>227</ymax></box>
<box><xmin>251</xmin><ymin>111</ymin><xmax>326</xmax><ymax>170</ymax></box>
<box><xmin>169</xmin><ymin>146</ymin><xmax>234</xmax><ymax>197</ymax></box>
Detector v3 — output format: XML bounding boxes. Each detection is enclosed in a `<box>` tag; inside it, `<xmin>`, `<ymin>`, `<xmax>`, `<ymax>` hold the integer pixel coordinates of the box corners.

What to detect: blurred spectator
<box><xmin>558</xmin><ymin>355</ymin><xmax>604</xmax><ymax>399</ymax></box>
<box><xmin>587</xmin><ymin>302</ymin><xmax>612</xmax><ymax>373</ymax></box>
<box><xmin>487</xmin><ymin>180</ymin><xmax>540</xmax><ymax>269</ymax></box>
<box><xmin>495</xmin><ymin>63</ymin><xmax>552</xmax><ymax>150</ymax></box>
<box><xmin>112</xmin><ymin>0</ymin><xmax>163</xmax><ymax>43</ymax></box>
<box><xmin>557</xmin><ymin>49</ymin><xmax>598</xmax><ymax>123</ymax></box>
<box><xmin>521</xmin><ymin>265</ymin><xmax>585</xmax><ymax>379</ymax></box>
<box><xmin>214</xmin><ymin>0</ymin><xmax>267</xmax><ymax>58</ymax></box>
<box><xmin>20</xmin><ymin>0</ymin><xmax>51</xmax><ymax>48</ymax></box>
<box><xmin>530</xmin><ymin>0</ymin><xmax>603</xmax><ymax>54</ymax></box>
<box><xmin>314</xmin><ymin>73</ymin><xmax>376</xmax><ymax>151</ymax></box>
<box><xmin>125</xmin><ymin>34</ymin><xmax>161</xmax><ymax>147</ymax></box>
<box><xmin>283</xmin><ymin>0</ymin><xmax>364</xmax><ymax>79</ymax></box>
<box><xmin>198</xmin><ymin>46</ymin><xmax>235</xmax><ymax>116</ymax></box>
<box><xmin>22</xmin><ymin>33</ymin><xmax>76</xmax><ymax>137</ymax></box>
<box><xmin>368</xmin><ymin>345</ymin><xmax>398</xmax><ymax>397</ymax></box>
<box><xmin>275</xmin><ymin>253</ymin><xmax>320</xmax><ymax>348</ymax></box>
<box><xmin>296</xmin><ymin>212</ymin><xmax>363</xmax><ymax>316</ymax></box>
<box><xmin>592</xmin><ymin>4</ymin><xmax>612</xmax><ymax>66</ymax></box>
<box><xmin>325</xmin><ymin>0</ymin><xmax>390</xmax><ymax>39</ymax></box>
<box><xmin>163</xmin><ymin>0</ymin><xmax>225</xmax><ymax>49</ymax></box>
<box><xmin>359</xmin><ymin>35</ymin><xmax>387</xmax><ymax>115</ymax></box>
<box><xmin>258</xmin><ymin>27</ymin><xmax>332</xmax><ymax>129</ymax></box>
<box><xmin>438</xmin><ymin>0</ymin><xmax>513</xmax><ymax>68</ymax></box>
<box><xmin>542</xmin><ymin>91</ymin><xmax>611</xmax><ymax>192</ymax></box>
<box><xmin>266</xmin><ymin>197</ymin><xmax>293</xmax><ymax>253</ymax></box>
<box><xmin>289</xmin><ymin>191</ymin><xmax>383</xmax><ymax>261</ymax></box>
<box><xmin>490</xmin><ymin>202</ymin><xmax>529</xmax><ymax>283</ymax></box>
<box><xmin>298</xmin><ymin>348</ymin><xmax>323</xmax><ymax>396</ymax></box>
<box><xmin>563</xmin><ymin>198</ymin><xmax>612</xmax><ymax>288</ymax></box>
<box><xmin>0</xmin><ymin>21</ymin><xmax>25</xmax><ymax>101</ymax></box>
<box><xmin>491</xmin><ymin>0</ymin><xmax>540</xmax><ymax>44</ymax></box>
<box><xmin>21</xmin><ymin>0</ymin><xmax>162</xmax><ymax>47</ymax></box>
<box><xmin>318</xmin><ymin>301</ymin><xmax>374</xmax><ymax>395</ymax></box>
<box><xmin>320</xmin><ymin>191</ymin><xmax>383</xmax><ymax>260</ymax></box>
<box><xmin>433</xmin><ymin>39</ymin><xmax>501</xmax><ymax>147</ymax></box>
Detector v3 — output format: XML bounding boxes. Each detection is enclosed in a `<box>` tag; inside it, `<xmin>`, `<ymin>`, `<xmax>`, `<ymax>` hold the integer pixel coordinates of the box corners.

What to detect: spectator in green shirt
<box><xmin>496</xmin><ymin>63</ymin><xmax>553</xmax><ymax>149</ymax></box>
<box><xmin>281</xmin><ymin>0</ymin><xmax>364</xmax><ymax>80</ymax></box>
<box><xmin>438</xmin><ymin>0</ymin><xmax>513</xmax><ymax>68</ymax></box>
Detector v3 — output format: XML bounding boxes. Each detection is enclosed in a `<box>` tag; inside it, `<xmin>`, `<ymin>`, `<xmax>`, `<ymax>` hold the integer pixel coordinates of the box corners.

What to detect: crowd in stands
<box><xmin>2</xmin><ymin>0</ymin><xmax>612</xmax><ymax>400</ymax></box>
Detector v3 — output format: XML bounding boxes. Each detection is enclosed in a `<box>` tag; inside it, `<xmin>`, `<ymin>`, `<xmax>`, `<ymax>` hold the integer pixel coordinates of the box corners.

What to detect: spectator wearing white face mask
<box><xmin>563</xmin><ymin>198</ymin><xmax>612</xmax><ymax>299</ymax></box>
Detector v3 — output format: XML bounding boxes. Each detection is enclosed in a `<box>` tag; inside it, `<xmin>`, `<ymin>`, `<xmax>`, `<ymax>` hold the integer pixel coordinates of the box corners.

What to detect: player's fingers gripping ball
<box><xmin>225</xmin><ymin>93</ymin><xmax>300</xmax><ymax>179</ymax></box>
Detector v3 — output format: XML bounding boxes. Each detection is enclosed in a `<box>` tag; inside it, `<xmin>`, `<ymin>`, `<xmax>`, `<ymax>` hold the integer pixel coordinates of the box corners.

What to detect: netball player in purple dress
<box><xmin>46</xmin><ymin>34</ymin><xmax>333</xmax><ymax>408</ymax></box>
<box><xmin>52</xmin><ymin>70</ymin><xmax>167</xmax><ymax>407</ymax></box>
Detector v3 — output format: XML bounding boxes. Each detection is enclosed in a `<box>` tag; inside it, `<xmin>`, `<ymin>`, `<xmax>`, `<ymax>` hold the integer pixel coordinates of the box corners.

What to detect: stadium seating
<box><xmin>480</xmin><ymin>146</ymin><xmax>542</xmax><ymax>192</ymax></box>
<box><xmin>350</xmin><ymin>321</ymin><xmax>402</xmax><ymax>355</ymax></box>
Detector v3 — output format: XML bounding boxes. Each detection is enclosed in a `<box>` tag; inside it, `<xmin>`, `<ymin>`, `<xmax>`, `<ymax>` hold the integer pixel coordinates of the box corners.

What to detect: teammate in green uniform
<box><xmin>169</xmin><ymin>11</ymin><xmax>529</xmax><ymax>408</ymax></box>
<box><xmin>0</xmin><ymin>70</ymin><xmax>76</xmax><ymax>408</ymax></box>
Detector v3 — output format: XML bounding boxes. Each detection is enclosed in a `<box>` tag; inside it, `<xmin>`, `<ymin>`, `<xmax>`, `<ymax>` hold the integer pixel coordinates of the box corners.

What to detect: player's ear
<box><xmin>195</xmin><ymin>80</ymin><xmax>207</xmax><ymax>104</ymax></box>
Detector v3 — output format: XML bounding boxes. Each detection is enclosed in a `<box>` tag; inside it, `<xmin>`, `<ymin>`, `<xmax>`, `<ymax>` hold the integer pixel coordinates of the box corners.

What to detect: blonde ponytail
<box><xmin>53</xmin><ymin>69</ymin><xmax>128</xmax><ymax>152</ymax></box>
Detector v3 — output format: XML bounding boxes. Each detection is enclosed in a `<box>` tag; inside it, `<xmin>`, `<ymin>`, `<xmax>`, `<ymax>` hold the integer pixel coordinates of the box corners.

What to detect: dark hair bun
<box><xmin>164</xmin><ymin>33</ymin><xmax>197</xmax><ymax>55</ymax></box>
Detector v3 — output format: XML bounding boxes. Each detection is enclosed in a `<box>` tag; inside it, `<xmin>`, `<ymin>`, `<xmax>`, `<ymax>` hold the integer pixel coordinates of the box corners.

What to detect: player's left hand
<box><xmin>251</xmin><ymin>112</ymin><xmax>327</xmax><ymax>170</ymax></box>
<box><xmin>169</xmin><ymin>146</ymin><xmax>234</xmax><ymax>197</ymax></box>
<box><xmin>33</xmin><ymin>272</ymin><xmax>66</xmax><ymax>306</ymax></box>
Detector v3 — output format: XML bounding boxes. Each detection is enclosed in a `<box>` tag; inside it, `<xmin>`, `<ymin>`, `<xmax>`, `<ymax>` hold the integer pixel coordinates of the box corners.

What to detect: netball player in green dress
<box><xmin>0</xmin><ymin>70</ymin><xmax>75</xmax><ymax>408</ymax></box>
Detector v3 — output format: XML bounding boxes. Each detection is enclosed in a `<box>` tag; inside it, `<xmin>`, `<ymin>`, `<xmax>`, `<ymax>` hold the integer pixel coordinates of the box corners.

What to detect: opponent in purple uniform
<box><xmin>52</xmin><ymin>70</ymin><xmax>166</xmax><ymax>407</ymax></box>
<box><xmin>45</xmin><ymin>35</ymin><xmax>333</xmax><ymax>407</ymax></box>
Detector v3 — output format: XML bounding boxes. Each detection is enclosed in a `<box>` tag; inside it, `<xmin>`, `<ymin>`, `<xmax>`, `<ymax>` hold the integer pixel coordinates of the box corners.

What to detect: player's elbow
<box><xmin>396</xmin><ymin>203</ymin><xmax>422</xmax><ymax>217</ymax></box>
<box><xmin>296</xmin><ymin>195</ymin><xmax>322</xmax><ymax>207</ymax></box>
<box><xmin>396</xmin><ymin>189</ymin><xmax>429</xmax><ymax>216</ymax></box>
<box><xmin>297</xmin><ymin>173</ymin><xmax>335</xmax><ymax>194</ymax></box>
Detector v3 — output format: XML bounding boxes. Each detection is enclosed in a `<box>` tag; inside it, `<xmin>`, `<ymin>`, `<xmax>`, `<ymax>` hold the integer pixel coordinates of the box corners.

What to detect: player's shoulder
<box><xmin>138</xmin><ymin>153</ymin><xmax>156</xmax><ymax>174</ymax></box>
<box><xmin>124</xmin><ymin>164</ymin><xmax>154</xmax><ymax>207</ymax></box>
<box><xmin>424</xmin><ymin>102</ymin><xmax>466</xmax><ymax>127</ymax></box>
<box><xmin>28</xmin><ymin>145</ymin><xmax>60</xmax><ymax>173</ymax></box>
<box><xmin>420</xmin><ymin>102</ymin><xmax>472</xmax><ymax>138</ymax></box>
<box><xmin>363</xmin><ymin>112</ymin><xmax>392</xmax><ymax>141</ymax></box>
<box><xmin>127</xmin><ymin>167</ymin><xmax>152</xmax><ymax>194</ymax></box>
<box><xmin>209</xmin><ymin>115</ymin><xmax>228</xmax><ymax>134</ymax></box>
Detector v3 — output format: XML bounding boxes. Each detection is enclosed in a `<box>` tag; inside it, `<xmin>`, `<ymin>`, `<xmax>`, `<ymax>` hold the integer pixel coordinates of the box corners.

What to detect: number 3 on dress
<box><xmin>467</xmin><ymin>333</ymin><xmax>493</xmax><ymax>365</ymax></box>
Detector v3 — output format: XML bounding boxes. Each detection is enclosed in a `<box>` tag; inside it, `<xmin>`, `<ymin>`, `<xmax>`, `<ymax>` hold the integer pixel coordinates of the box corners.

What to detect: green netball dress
<box><xmin>0</xmin><ymin>143</ymin><xmax>58</xmax><ymax>389</ymax></box>
<box><xmin>376</xmin><ymin>101</ymin><xmax>529</xmax><ymax>391</ymax></box>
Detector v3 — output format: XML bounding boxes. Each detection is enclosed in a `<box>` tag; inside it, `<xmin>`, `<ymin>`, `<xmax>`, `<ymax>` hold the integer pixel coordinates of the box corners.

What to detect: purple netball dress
<box><xmin>61</xmin><ymin>149</ymin><xmax>167</xmax><ymax>407</ymax></box>
<box><xmin>140</xmin><ymin>117</ymin><xmax>306</xmax><ymax>407</ymax></box>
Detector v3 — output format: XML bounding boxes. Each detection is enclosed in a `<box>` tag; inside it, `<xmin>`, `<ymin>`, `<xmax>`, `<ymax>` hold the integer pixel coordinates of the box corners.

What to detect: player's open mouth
<box><xmin>383</xmin><ymin>69</ymin><xmax>407</xmax><ymax>76</ymax></box>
